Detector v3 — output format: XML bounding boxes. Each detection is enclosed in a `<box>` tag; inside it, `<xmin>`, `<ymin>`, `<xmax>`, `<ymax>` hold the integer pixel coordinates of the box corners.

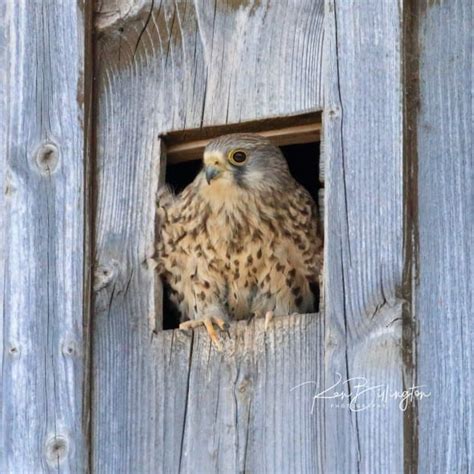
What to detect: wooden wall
<box><xmin>1</xmin><ymin>0</ymin><xmax>471</xmax><ymax>472</ymax></box>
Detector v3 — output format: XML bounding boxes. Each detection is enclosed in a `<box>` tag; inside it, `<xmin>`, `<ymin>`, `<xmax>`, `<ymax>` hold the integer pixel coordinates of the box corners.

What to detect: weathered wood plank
<box><xmin>92</xmin><ymin>0</ymin><xmax>324</xmax><ymax>471</ymax></box>
<box><xmin>416</xmin><ymin>1</ymin><xmax>473</xmax><ymax>471</ymax></box>
<box><xmin>153</xmin><ymin>315</ymin><xmax>323</xmax><ymax>473</ymax></box>
<box><xmin>322</xmin><ymin>1</ymin><xmax>405</xmax><ymax>472</ymax></box>
<box><xmin>0</xmin><ymin>1</ymin><xmax>91</xmax><ymax>472</ymax></box>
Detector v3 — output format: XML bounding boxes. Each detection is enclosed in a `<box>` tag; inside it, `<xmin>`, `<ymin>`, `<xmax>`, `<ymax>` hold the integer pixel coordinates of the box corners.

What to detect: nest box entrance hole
<box><xmin>159</xmin><ymin>112</ymin><xmax>323</xmax><ymax>330</ymax></box>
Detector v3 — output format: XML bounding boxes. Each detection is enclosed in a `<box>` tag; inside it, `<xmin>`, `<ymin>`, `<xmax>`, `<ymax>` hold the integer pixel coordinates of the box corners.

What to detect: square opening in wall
<box><xmin>159</xmin><ymin>112</ymin><xmax>324</xmax><ymax>330</ymax></box>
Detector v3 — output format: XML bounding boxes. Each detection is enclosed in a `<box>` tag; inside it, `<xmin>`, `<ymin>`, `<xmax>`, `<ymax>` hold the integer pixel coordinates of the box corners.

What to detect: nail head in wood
<box><xmin>8</xmin><ymin>344</ymin><xmax>21</xmax><ymax>357</ymax></box>
<box><xmin>61</xmin><ymin>339</ymin><xmax>78</xmax><ymax>357</ymax></box>
<box><xmin>93</xmin><ymin>262</ymin><xmax>118</xmax><ymax>291</ymax></box>
<box><xmin>327</xmin><ymin>108</ymin><xmax>341</xmax><ymax>119</ymax></box>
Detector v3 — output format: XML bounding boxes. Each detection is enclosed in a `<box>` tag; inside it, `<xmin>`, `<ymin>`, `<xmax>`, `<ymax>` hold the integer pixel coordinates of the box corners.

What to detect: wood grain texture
<box><xmin>92</xmin><ymin>0</ymin><xmax>324</xmax><ymax>471</ymax></box>
<box><xmin>153</xmin><ymin>315</ymin><xmax>323</xmax><ymax>473</ymax></box>
<box><xmin>416</xmin><ymin>1</ymin><xmax>473</xmax><ymax>472</ymax></box>
<box><xmin>0</xmin><ymin>1</ymin><xmax>90</xmax><ymax>472</ymax></box>
<box><xmin>322</xmin><ymin>1</ymin><xmax>405</xmax><ymax>472</ymax></box>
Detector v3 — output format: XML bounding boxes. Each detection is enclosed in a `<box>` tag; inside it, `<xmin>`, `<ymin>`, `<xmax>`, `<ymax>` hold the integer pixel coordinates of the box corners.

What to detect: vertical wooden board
<box><xmin>92</xmin><ymin>0</ymin><xmax>324</xmax><ymax>471</ymax></box>
<box><xmin>243</xmin><ymin>316</ymin><xmax>324</xmax><ymax>474</ymax></box>
<box><xmin>154</xmin><ymin>315</ymin><xmax>323</xmax><ymax>474</ymax></box>
<box><xmin>322</xmin><ymin>1</ymin><xmax>405</xmax><ymax>472</ymax></box>
<box><xmin>0</xmin><ymin>2</ymin><xmax>90</xmax><ymax>472</ymax></box>
<box><xmin>416</xmin><ymin>1</ymin><xmax>473</xmax><ymax>471</ymax></box>
<box><xmin>92</xmin><ymin>37</ymin><xmax>164</xmax><ymax>474</ymax></box>
<box><xmin>150</xmin><ymin>330</ymin><xmax>194</xmax><ymax>473</ymax></box>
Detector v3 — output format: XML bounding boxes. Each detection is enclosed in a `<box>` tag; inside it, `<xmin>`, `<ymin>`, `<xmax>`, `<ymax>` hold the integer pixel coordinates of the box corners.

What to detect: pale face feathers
<box><xmin>200</xmin><ymin>133</ymin><xmax>291</xmax><ymax>194</ymax></box>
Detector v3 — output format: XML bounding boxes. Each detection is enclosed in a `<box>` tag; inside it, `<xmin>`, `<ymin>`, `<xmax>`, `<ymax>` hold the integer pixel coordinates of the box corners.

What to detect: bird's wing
<box><xmin>288</xmin><ymin>182</ymin><xmax>323</xmax><ymax>284</ymax></box>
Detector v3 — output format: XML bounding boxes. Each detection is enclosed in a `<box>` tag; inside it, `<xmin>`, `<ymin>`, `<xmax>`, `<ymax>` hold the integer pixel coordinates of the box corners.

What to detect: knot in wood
<box><xmin>45</xmin><ymin>435</ymin><xmax>69</xmax><ymax>465</ymax></box>
<box><xmin>35</xmin><ymin>142</ymin><xmax>59</xmax><ymax>175</ymax></box>
<box><xmin>94</xmin><ymin>262</ymin><xmax>118</xmax><ymax>291</ymax></box>
<box><xmin>238</xmin><ymin>377</ymin><xmax>252</xmax><ymax>394</ymax></box>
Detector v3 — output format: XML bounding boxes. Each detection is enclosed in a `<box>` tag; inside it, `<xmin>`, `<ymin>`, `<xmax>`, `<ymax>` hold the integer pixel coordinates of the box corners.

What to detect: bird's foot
<box><xmin>179</xmin><ymin>317</ymin><xmax>229</xmax><ymax>351</ymax></box>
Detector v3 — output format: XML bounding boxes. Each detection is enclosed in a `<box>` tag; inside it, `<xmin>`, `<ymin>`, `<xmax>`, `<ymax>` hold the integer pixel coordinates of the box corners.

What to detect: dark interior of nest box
<box><xmin>160</xmin><ymin>112</ymin><xmax>323</xmax><ymax>330</ymax></box>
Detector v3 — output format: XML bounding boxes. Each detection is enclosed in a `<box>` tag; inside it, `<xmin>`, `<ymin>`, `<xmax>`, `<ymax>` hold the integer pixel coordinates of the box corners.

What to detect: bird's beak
<box><xmin>205</xmin><ymin>165</ymin><xmax>222</xmax><ymax>184</ymax></box>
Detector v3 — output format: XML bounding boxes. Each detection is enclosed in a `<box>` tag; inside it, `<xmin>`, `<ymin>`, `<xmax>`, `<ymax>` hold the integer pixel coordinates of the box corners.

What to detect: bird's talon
<box><xmin>178</xmin><ymin>320</ymin><xmax>195</xmax><ymax>331</ymax></box>
<box><xmin>202</xmin><ymin>319</ymin><xmax>223</xmax><ymax>350</ymax></box>
<box><xmin>179</xmin><ymin>317</ymin><xmax>226</xmax><ymax>351</ymax></box>
<box><xmin>212</xmin><ymin>317</ymin><xmax>229</xmax><ymax>331</ymax></box>
<box><xmin>264</xmin><ymin>310</ymin><xmax>274</xmax><ymax>331</ymax></box>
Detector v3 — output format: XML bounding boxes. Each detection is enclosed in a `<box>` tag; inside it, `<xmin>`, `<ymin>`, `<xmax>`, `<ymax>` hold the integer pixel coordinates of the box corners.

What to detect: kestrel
<box><xmin>156</xmin><ymin>133</ymin><xmax>323</xmax><ymax>348</ymax></box>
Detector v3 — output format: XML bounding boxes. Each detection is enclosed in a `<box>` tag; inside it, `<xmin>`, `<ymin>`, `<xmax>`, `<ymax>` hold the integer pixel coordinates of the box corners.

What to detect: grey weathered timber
<box><xmin>322</xmin><ymin>1</ymin><xmax>405</xmax><ymax>472</ymax></box>
<box><xmin>92</xmin><ymin>0</ymin><xmax>324</xmax><ymax>471</ymax></box>
<box><xmin>153</xmin><ymin>315</ymin><xmax>323</xmax><ymax>473</ymax></box>
<box><xmin>0</xmin><ymin>1</ymin><xmax>91</xmax><ymax>473</ymax></box>
<box><xmin>416</xmin><ymin>1</ymin><xmax>473</xmax><ymax>472</ymax></box>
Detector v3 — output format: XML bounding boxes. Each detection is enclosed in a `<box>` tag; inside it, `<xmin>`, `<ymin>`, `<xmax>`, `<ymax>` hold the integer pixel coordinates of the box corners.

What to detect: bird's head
<box><xmin>201</xmin><ymin>133</ymin><xmax>290</xmax><ymax>193</ymax></box>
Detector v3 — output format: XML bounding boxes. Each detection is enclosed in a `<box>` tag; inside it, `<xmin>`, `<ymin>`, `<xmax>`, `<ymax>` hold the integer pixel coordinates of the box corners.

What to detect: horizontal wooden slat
<box><xmin>165</xmin><ymin>122</ymin><xmax>321</xmax><ymax>163</ymax></box>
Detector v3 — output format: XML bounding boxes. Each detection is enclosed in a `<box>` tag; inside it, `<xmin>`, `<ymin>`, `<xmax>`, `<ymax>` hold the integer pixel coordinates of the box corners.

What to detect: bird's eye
<box><xmin>228</xmin><ymin>149</ymin><xmax>247</xmax><ymax>165</ymax></box>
